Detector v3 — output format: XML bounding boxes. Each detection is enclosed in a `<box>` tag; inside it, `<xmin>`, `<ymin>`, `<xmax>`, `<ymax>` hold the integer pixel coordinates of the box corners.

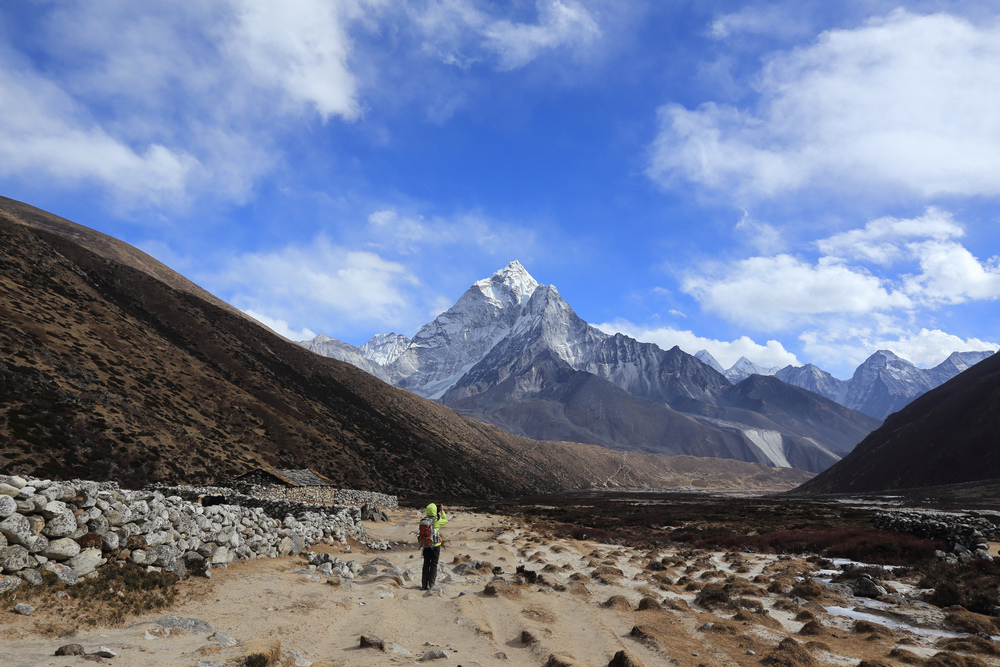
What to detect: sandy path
<box><xmin>0</xmin><ymin>508</ymin><xmax>989</xmax><ymax>667</ymax></box>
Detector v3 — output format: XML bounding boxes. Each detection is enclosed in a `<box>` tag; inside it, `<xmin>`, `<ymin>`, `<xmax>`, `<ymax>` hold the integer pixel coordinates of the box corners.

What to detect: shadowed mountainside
<box><xmin>0</xmin><ymin>198</ymin><xmax>812</xmax><ymax>496</ymax></box>
<box><xmin>793</xmin><ymin>351</ymin><xmax>1000</xmax><ymax>495</ymax></box>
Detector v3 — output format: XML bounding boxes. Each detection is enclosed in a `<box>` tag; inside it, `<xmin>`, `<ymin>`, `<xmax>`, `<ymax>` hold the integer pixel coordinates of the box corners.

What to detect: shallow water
<box><xmin>825</xmin><ymin>605</ymin><xmax>967</xmax><ymax>638</ymax></box>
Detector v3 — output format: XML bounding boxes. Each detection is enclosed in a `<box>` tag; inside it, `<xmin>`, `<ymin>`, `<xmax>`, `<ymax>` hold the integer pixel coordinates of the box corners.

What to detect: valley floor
<box><xmin>1</xmin><ymin>508</ymin><xmax>997</xmax><ymax>667</ymax></box>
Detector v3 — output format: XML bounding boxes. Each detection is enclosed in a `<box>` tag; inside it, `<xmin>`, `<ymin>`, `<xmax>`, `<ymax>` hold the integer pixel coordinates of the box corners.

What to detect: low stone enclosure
<box><xmin>220</xmin><ymin>467</ymin><xmax>400</xmax><ymax>507</ymax></box>
<box><xmin>0</xmin><ymin>474</ymin><xmax>398</xmax><ymax>595</ymax></box>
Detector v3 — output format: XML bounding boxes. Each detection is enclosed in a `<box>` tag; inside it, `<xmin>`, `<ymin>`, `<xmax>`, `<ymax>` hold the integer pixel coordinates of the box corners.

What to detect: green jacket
<box><xmin>425</xmin><ymin>503</ymin><xmax>448</xmax><ymax>547</ymax></box>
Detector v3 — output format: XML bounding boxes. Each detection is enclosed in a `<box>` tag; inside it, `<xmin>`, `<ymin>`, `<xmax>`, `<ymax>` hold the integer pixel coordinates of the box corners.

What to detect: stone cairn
<box><xmin>0</xmin><ymin>474</ymin><xmax>397</xmax><ymax>595</ymax></box>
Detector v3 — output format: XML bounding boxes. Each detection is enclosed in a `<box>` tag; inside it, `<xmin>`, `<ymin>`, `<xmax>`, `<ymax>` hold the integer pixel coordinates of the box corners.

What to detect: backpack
<box><xmin>418</xmin><ymin>516</ymin><xmax>439</xmax><ymax>547</ymax></box>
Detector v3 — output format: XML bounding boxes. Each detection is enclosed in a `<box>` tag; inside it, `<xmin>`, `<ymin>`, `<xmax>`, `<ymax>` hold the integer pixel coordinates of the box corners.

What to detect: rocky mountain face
<box><xmin>0</xmin><ymin>198</ymin><xmax>812</xmax><ymax>496</ymax></box>
<box><xmin>297</xmin><ymin>334</ymin><xmax>390</xmax><ymax>383</ymax></box>
<box><xmin>305</xmin><ymin>262</ymin><xmax>879</xmax><ymax>473</ymax></box>
<box><xmin>774</xmin><ymin>364</ymin><xmax>849</xmax><ymax>406</ymax></box>
<box><xmin>776</xmin><ymin>350</ymin><xmax>994</xmax><ymax>420</ymax></box>
<box><xmin>359</xmin><ymin>333</ymin><xmax>410</xmax><ymax>366</ymax></box>
<box><xmin>795</xmin><ymin>350</ymin><xmax>1000</xmax><ymax>495</ymax></box>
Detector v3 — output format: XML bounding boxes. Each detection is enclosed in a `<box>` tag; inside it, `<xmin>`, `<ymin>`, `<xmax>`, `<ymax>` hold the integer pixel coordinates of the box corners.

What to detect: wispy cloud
<box><xmin>208</xmin><ymin>236</ymin><xmax>420</xmax><ymax>333</ymax></box>
<box><xmin>650</xmin><ymin>10</ymin><xmax>1000</xmax><ymax>200</ymax></box>
<box><xmin>408</xmin><ymin>0</ymin><xmax>601</xmax><ymax>70</ymax></box>
<box><xmin>0</xmin><ymin>45</ymin><xmax>198</xmax><ymax>206</ymax></box>
<box><xmin>0</xmin><ymin>0</ymin><xmax>604</xmax><ymax>209</ymax></box>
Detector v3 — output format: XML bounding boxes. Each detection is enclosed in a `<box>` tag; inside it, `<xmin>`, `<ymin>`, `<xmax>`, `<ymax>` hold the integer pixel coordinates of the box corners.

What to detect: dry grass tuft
<box><xmin>923</xmin><ymin>651</ymin><xmax>989</xmax><ymax>667</ymax></box>
<box><xmin>761</xmin><ymin>637</ymin><xmax>816</xmax><ymax>667</ymax></box>
<box><xmin>0</xmin><ymin>563</ymin><xmax>179</xmax><ymax>628</ymax></box>
<box><xmin>600</xmin><ymin>595</ymin><xmax>632</xmax><ymax>611</ymax></box>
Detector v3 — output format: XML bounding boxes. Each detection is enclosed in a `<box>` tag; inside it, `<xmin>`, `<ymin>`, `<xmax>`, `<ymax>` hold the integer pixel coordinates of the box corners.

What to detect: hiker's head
<box><xmin>426</xmin><ymin>503</ymin><xmax>437</xmax><ymax>517</ymax></box>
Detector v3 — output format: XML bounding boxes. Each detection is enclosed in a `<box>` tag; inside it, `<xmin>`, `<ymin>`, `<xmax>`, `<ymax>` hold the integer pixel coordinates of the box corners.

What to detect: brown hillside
<box><xmin>0</xmin><ymin>200</ymin><xmax>811</xmax><ymax>496</ymax></box>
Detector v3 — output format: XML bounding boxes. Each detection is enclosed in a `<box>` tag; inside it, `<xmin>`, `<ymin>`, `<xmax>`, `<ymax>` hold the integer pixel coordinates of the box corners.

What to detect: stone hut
<box><xmin>234</xmin><ymin>468</ymin><xmax>338</xmax><ymax>504</ymax></box>
<box><xmin>236</xmin><ymin>468</ymin><xmax>336</xmax><ymax>488</ymax></box>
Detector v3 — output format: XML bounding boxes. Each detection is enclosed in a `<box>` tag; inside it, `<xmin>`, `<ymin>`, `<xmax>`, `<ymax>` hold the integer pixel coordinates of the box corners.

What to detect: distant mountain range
<box><xmin>796</xmin><ymin>349</ymin><xmax>1000</xmax><ymax>495</ymax></box>
<box><xmin>696</xmin><ymin>349</ymin><xmax>994</xmax><ymax>420</ymax></box>
<box><xmin>302</xmin><ymin>262</ymin><xmax>882</xmax><ymax>473</ymax></box>
<box><xmin>0</xmin><ymin>196</ymin><xmax>812</xmax><ymax>496</ymax></box>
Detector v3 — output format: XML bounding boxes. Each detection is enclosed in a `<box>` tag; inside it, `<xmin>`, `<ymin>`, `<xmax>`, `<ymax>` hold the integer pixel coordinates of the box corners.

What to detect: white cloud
<box><xmin>210</xmin><ymin>236</ymin><xmax>420</xmax><ymax>329</ymax></box>
<box><xmin>904</xmin><ymin>241</ymin><xmax>1000</xmax><ymax>303</ymax></box>
<box><xmin>365</xmin><ymin>207</ymin><xmax>539</xmax><ymax>258</ymax></box>
<box><xmin>710</xmin><ymin>4</ymin><xmax>812</xmax><ymax>40</ymax></box>
<box><xmin>735</xmin><ymin>209</ymin><xmax>784</xmax><ymax>254</ymax></box>
<box><xmin>484</xmin><ymin>0</ymin><xmax>601</xmax><ymax>70</ymax></box>
<box><xmin>242</xmin><ymin>309</ymin><xmax>318</xmax><ymax>341</ymax></box>
<box><xmin>0</xmin><ymin>47</ymin><xmax>198</xmax><ymax>204</ymax></box>
<box><xmin>225</xmin><ymin>0</ymin><xmax>368</xmax><ymax>120</ymax></box>
<box><xmin>595</xmin><ymin>320</ymin><xmax>799</xmax><ymax>370</ymax></box>
<box><xmin>650</xmin><ymin>10</ymin><xmax>1000</xmax><ymax>199</ymax></box>
<box><xmin>2</xmin><ymin>0</ymin><xmax>608</xmax><ymax>206</ymax></box>
<box><xmin>681</xmin><ymin>254</ymin><xmax>911</xmax><ymax>329</ymax></box>
<box><xmin>817</xmin><ymin>208</ymin><xmax>963</xmax><ymax>265</ymax></box>
<box><xmin>681</xmin><ymin>209</ymin><xmax>1000</xmax><ymax>334</ymax></box>
<box><xmin>409</xmin><ymin>0</ymin><xmax>600</xmax><ymax>70</ymax></box>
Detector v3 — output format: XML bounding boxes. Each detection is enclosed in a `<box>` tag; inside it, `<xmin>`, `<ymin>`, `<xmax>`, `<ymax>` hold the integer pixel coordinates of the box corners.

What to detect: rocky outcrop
<box><xmin>0</xmin><ymin>474</ymin><xmax>376</xmax><ymax>588</ymax></box>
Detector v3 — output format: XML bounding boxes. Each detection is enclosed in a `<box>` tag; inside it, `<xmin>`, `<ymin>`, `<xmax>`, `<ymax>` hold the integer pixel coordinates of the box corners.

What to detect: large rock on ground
<box><xmin>42</xmin><ymin>561</ymin><xmax>79</xmax><ymax>585</ymax></box>
<box><xmin>854</xmin><ymin>576</ymin><xmax>888</xmax><ymax>599</ymax></box>
<box><xmin>68</xmin><ymin>548</ymin><xmax>105</xmax><ymax>577</ymax></box>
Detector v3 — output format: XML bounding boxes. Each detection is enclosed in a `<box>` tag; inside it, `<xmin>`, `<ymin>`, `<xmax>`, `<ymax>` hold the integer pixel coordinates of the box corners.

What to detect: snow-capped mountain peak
<box><xmin>725</xmin><ymin>356</ymin><xmax>780</xmax><ymax>383</ymax></box>
<box><xmin>473</xmin><ymin>260</ymin><xmax>539</xmax><ymax>308</ymax></box>
<box><xmin>695</xmin><ymin>349</ymin><xmax>725</xmax><ymax>374</ymax></box>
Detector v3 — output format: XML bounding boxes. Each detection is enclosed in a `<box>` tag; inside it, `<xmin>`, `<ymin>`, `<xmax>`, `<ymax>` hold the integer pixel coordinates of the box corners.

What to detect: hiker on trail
<box><xmin>419</xmin><ymin>502</ymin><xmax>448</xmax><ymax>590</ymax></box>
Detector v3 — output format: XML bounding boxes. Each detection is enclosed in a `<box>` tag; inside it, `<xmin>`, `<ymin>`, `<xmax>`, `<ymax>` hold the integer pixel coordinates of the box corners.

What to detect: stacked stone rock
<box><xmin>218</xmin><ymin>483</ymin><xmax>398</xmax><ymax>509</ymax></box>
<box><xmin>874</xmin><ymin>510</ymin><xmax>1000</xmax><ymax>562</ymax></box>
<box><xmin>0</xmin><ymin>475</ymin><xmax>370</xmax><ymax>594</ymax></box>
<box><xmin>150</xmin><ymin>484</ymin><xmax>397</xmax><ymax>519</ymax></box>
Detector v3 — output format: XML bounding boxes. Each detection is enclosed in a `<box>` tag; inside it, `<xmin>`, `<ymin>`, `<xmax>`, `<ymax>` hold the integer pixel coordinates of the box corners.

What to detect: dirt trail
<box><xmin>0</xmin><ymin>509</ymin><xmax>989</xmax><ymax>667</ymax></box>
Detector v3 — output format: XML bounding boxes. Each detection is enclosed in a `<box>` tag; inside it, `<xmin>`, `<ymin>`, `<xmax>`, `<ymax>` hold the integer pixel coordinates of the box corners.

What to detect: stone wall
<box><xmin>225</xmin><ymin>483</ymin><xmax>398</xmax><ymax>509</ymax></box>
<box><xmin>874</xmin><ymin>509</ymin><xmax>1000</xmax><ymax>562</ymax></box>
<box><xmin>0</xmin><ymin>474</ymin><xmax>376</xmax><ymax>594</ymax></box>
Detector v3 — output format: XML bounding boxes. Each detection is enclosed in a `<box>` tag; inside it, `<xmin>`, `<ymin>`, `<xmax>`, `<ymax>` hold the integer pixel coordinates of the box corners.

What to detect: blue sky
<box><xmin>3</xmin><ymin>1</ymin><xmax>1000</xmax><ymax>380</ymax></box>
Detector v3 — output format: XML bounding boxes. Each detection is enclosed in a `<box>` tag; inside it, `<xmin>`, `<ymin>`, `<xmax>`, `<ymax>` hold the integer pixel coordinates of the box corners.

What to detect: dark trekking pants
<box><xmin>422</xmin><ymin>545</ymin><xmax>440</xmax><ymax>590</ymax></box>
